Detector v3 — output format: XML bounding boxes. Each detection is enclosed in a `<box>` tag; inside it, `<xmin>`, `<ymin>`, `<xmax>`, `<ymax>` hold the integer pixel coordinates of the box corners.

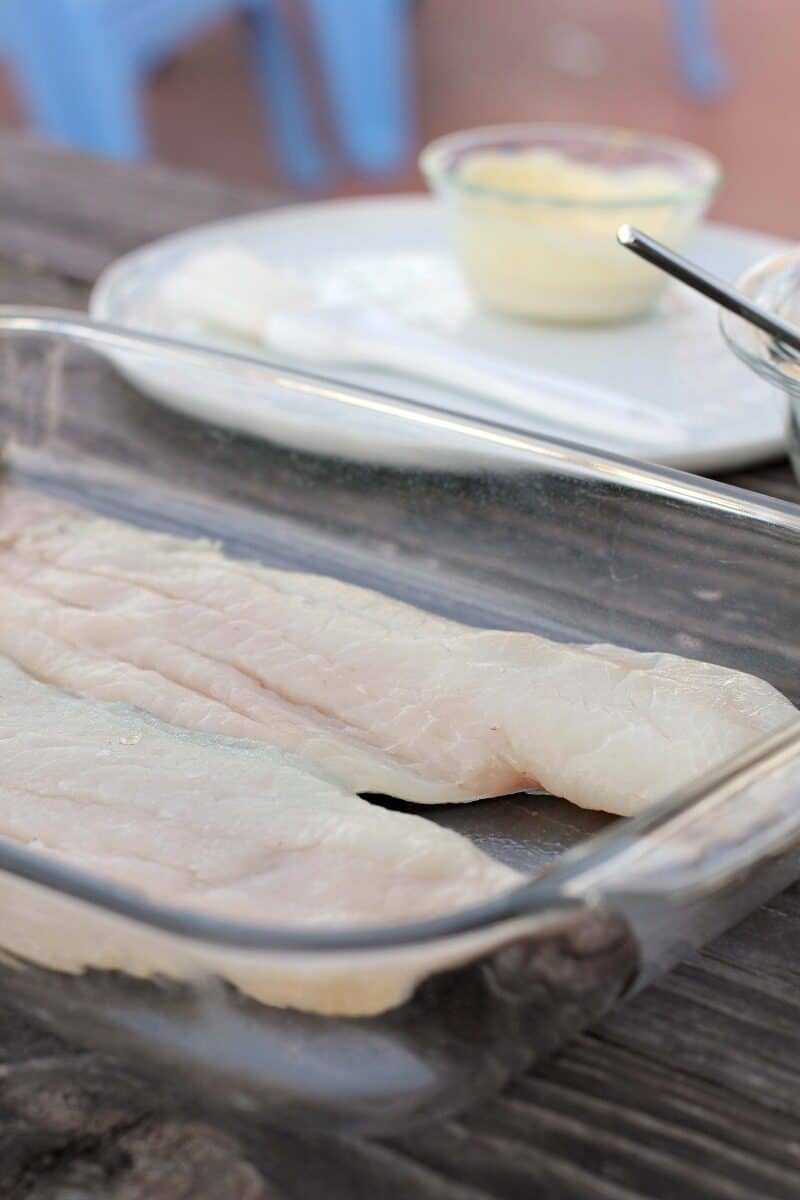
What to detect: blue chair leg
<box><xmin>305</xmin><ymin>0</ymin><xmax>413</xmax><ymax>175</ymax></box>
<box><xmin>668</xmin><ymin>0</ymin><xmax>729</xmax><ymax>98</ymax></box>
<box><xmin>4</xmin><ymin>0</ymin><xmax>146</xmax><ymax>158</ymax></box>
<box><xmin>243</xmin><ymin>2</ymin><xmax>328</xmax><ymax>187</ymax></box>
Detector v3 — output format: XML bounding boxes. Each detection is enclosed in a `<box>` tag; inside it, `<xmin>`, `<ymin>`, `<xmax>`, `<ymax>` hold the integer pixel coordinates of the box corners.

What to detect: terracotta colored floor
<box><xmin>0</xmin><ymin>1</ymin><xmax>796</xmax><ymax>238</ymax></box>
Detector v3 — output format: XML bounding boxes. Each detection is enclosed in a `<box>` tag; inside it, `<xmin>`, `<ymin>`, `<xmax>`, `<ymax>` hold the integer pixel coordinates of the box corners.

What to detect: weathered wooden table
<box><xmin>0</xmin><ymin>133</ymin><xmax>799</xmax><ymax>1200</ymax></box>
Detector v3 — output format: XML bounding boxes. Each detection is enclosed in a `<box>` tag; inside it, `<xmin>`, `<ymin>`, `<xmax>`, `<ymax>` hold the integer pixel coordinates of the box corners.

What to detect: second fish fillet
<box><xmin>0</xmin><ymin>655</ymin><xmax>519</xmax><ymax>926</ymax></box>
<box><xmin>1</xmin><ymin>488</ymin><xmax>796</xmax><ymax>815</ymax></box>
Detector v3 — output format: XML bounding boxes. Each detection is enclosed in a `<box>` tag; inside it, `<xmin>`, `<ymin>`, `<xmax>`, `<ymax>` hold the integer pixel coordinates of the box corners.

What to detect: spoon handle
<box><xmin>352</xmin><ymin>314</ymin><xmax>684</xmax><ymax>445</ymax></box>
<box><xmin>617</xmin><ymin>223</ymin><xmax>800</xmax><ymax>357</ymax></box>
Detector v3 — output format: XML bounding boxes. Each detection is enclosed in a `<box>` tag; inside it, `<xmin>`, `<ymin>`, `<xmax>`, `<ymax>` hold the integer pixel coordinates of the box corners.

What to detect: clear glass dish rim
<box><xmin>719</xmin><ymin>243</ymin><xmax>800</xmax><ymax>397</ymax></box>
<box><xmin>419</xmin><ymin>122</ymin><xmax>722</xmax><ymax>211</ymax></box>
<box><xmin>1</xmin><ymin>306</ymin><xmax>798</xmax><ymax>957</ymax></box>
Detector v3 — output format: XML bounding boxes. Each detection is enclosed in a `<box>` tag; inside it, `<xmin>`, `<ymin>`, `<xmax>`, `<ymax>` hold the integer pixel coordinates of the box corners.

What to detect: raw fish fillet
<box><xmin>0</xmin><ymin>655</ymin><xmax>519</xmax><ymax>925</ymax></box>
<box><xmin>1</xmin><ymin>489</ymin><xmax>796</xmax><ymax>816</ymax></box>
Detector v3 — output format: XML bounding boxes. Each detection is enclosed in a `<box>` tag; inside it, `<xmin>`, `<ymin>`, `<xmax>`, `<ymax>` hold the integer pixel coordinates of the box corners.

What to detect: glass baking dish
<box><xmin>0</xmin><ymin>308</ymin><xmax>799</xmax><ymax>1139</ymax></box>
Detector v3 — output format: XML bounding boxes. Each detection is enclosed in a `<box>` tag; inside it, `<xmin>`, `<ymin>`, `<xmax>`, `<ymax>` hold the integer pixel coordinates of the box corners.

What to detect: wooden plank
<box><xmin>0</xmin><ymin>134</ymin><xmax>798</xmax><ymax>1199</ymax></box>
<box><xmin>0</xmin><ymin>132</ymin><xmax>274</xmax><ymax>281</ymax></box>
<box><xmin>723</xmin><ymin>461</ymin><xmax>799</xmax><ymax>502</ymax></box>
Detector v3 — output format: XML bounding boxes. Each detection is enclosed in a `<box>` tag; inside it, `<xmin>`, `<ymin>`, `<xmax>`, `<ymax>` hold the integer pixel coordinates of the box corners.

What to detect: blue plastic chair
<box><xmin>0</xmin><ymin>0</ymin><xmax>327</xmax><ymax>183</ymax></box>
<box><xmin>305</xmin><ymin>0</ymin><xmax>412</xmax><ymax>175</ymax></box>
<box><xmin>0</xmin><ymin>0</ymin><xmax>414</xmax><ymax>183</ymax></box>
<box><xmin>668</xmin><ymin>0</ymin><xmax>729</xmax><ymax>98</ymax></box>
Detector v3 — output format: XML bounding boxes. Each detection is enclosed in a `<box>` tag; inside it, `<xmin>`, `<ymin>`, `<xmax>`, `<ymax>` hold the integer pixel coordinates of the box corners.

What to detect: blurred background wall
<box><xmin>0</xmin><ymin>1</ymin><xmax>793</xmax><ymax>235</ymax></box>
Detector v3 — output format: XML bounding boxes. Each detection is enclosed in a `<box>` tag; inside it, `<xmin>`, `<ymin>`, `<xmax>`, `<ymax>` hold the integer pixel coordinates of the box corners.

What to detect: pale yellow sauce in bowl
<box><xmin>421</xmin><ymin>125</ymin><xmax>721</xmax><ymax>324</ymax></box>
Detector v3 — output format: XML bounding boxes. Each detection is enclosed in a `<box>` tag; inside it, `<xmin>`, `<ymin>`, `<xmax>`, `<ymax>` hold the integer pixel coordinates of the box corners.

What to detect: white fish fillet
<box><xmin>0</xmin><ymin>655</ymin><xmax>519</xmax><ymax>925</ymax></box>
<box><xmin>1</xmin><ymin>489</ymin><xmax>796</xmax><ymax>816</ymax></box>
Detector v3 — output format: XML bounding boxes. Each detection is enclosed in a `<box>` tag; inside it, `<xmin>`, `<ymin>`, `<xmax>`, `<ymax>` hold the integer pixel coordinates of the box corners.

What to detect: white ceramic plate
<box><xmin>90</xmin><ymin>195</ymin><xmax>788</xmax><ymax>473</ymax></box>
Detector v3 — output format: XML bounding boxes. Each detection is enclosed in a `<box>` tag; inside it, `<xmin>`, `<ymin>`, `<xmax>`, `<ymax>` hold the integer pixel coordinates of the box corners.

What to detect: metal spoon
<box><xmin>617</xmin><ymin>223</ymin><xmax>800</xmax><ymax>357</ymax></box>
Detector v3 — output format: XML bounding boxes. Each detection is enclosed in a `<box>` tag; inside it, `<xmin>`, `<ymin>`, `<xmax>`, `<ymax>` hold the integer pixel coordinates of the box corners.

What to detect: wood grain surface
<box><xmin>0</xmin><ymin>133</ymin><xmax>798</xmax><ymax>1200</ymax></box>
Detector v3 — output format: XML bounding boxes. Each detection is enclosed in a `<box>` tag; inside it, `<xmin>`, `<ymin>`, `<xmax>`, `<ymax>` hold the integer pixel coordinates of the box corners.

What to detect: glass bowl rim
<box><xmin>419</xmin><ymin>122</ymin><xmax>722</xmax><ymax>211</ymax></box>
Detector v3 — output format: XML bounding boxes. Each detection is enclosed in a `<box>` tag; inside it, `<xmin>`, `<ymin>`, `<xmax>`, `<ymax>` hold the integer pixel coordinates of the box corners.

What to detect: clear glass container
<box><xmin>719</xmin><ymin>244</ymin><xmax>800</xmax><ymax>480</ymax></box>
<box><xmin>420</xmin><ymin>123</ymin><xmax>721</xmax><ymax>323</ymax></box>
<box><xmin>0</xmin><ymin>308</ymin><xmax>798</xmax><ymax>1137</ymax></box>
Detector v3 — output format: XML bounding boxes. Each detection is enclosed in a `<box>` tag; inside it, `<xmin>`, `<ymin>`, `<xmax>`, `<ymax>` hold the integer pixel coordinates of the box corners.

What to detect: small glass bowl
<box><xmin>420</xmin><ymin>123</ymin><xmax>721</xmax><ymax>324</ymax></box>
<box><xmin>719</xmin><ymin>245</ymin><xmax>800</xmax><ymax>479</ymax></box>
